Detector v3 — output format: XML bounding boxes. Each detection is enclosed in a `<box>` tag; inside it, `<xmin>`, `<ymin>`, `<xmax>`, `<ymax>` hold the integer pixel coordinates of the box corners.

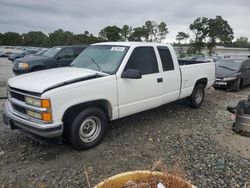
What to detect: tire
<box><xmin>233</xmin><ymin>78</ymin><xmax>241</xmax><ymax>92</ymax></box>
<box><xmin>189</xmin><ymin>84</ymin><xmax>205</xmax><ymax>109</ymax></box>
<box><xmin>68</xmin><ymin>107</ymin><xmax>108</xmax><ymax>150</ymax></box>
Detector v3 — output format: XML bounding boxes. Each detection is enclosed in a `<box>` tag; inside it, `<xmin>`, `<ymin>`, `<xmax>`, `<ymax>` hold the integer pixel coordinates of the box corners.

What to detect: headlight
<box><xmin>223</xmin><ymin>77</ymin><xmax>237</xmax><ymax>81</ymax></box>
<box><xmin>25</xmin><ymin>96</ymin><xmax>51</xmax><ymax>108</ymax></box>
<box><xmin>18</xmin><ymin>63</ymin><xmax>29</xmax><ymax>69</ymax></box>
<box><xmin>25</xmin><ymin>97</ymin><xmax>52</xmax><ymax>122</ymax></box>
<box><xmin>27</xmin><ymin>110</ymin><xmax>52</xmax><ymax>122</ymax></box>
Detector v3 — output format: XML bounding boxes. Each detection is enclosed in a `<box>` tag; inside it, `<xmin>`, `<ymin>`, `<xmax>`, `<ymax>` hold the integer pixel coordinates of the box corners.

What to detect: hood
<box><xmin>8</xmin><ymin>67</ymin><xmax>108</xmax><ymax>94</ymax></box>
<box><xmin>215</xmin><ymin>67</ymin><xmax>239</xmax><ymax>78</ymax></box>
<box><xmin>14</xmin><ymin>55</ymin><xmax>50</xmax><ymax>63</ymax></box>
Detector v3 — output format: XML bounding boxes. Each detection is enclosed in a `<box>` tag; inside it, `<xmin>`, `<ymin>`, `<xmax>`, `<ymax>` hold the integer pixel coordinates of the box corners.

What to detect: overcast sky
<box><xmin>0</xmin><ymin>0</ymin><xmax>249</xmax><ymax>43</ymax></box>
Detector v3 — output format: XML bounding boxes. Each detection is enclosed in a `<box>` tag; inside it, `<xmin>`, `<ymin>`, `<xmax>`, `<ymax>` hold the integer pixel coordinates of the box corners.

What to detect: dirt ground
<box><xmin>0</xmin><ymin>58</ymin><xmax>249</xmax><ymax>188</ymax></box>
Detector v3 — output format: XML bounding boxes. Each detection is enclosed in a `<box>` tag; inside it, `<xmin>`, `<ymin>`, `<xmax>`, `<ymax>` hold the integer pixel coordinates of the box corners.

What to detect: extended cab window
<box><xmin>157</xmin><ymin>46</ymin><xmax>174</xmax><ymax>71</ymax></box>
<box><xmin>125</xmin><ymin>47</ymin><xmax>159</xmax><ymax>75</ymax></box>
<box><xmin>58</xmin><ymin>48</ymin><xmax>74</xmax><ymax>58</ymax></box>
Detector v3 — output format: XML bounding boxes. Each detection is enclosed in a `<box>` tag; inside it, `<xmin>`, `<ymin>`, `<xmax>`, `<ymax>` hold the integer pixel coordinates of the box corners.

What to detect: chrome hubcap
<box><xmin>195</xmin><ymin>89</ymin><xmax>203</xmax><ymax>104</ymax></box>
<box><xmin>79</xmin><ymin>116</ymin><xmax>101</xmax><ymax>143</ymax></box>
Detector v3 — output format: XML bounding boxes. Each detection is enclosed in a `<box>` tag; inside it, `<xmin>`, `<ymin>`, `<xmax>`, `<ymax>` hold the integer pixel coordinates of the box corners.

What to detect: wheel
<box><xmin>233</xmin><ymin>78</ymin><xmax>241</xmax><ymax>92</ymax></box>
<box><xmin>68</xmin><ymin>107</ymin><xmax>108</xmax><ymax>150</ymax></box>
<box><xmin>189</xmin><ymin>84</ymin><xmax>205</xmax><ymax>109</ymax></box>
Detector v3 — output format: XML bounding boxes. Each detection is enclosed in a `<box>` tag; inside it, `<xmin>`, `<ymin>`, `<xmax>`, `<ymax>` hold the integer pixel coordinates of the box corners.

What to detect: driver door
<box><xmin>117</xmin><ymin>46</ymin><xmax>163</xmax><ymax>118</ymax></box>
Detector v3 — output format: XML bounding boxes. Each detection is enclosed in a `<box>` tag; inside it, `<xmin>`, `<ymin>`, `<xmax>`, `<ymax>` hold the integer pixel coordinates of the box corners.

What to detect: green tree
<box><xmin>0</xmin><ymin>33</ymin><xmax>3</xmax><ymax>45</ymax></box>
<box><xmin>207</xmin><ymin>16</ymin><xmax>234</xmax><ymax>53</ymax></box>
<box><xmin>84</xmin><ymin>31</ymin><xmax>89</xmax><ymax>36</ymax></box>
<box><xmin>73</xmin><ymin>33</ymin><xmax>102</xmax><ymax>44</ymax></box>
<box><xmin>190</xmin><ymin>17</ymin><xmax>208</xmax><ymax>52</ymax></box>
<box><xmin>157</xmin><ymin>22</ymin><xmax>169</xmax><ymax>42</ymax></box>
<box><xmin>234</xmin><ymin>37</ymin><xmax>249</xmax><ymax>48</ymax></box>
<box><xmin>48</xmin><ymin>29</ymin><xmax>75</xmax><ymax>46</ymax></box>
<box><xmin>3</xmin><ymin>32</ymin><xmax>22</xmax><ymax>46</ymax></box>
<box><xmin>99</xmin><ymin>25</ymin><xmax>121</xmax><ymax>41</ymax></box>
<box><xmin>22</xmin><ymin>31</ymin><xmax>48</xmax><ymax>47</ymax></box>
<box><xmin>128</xmin><ymin>27</ymin><xmax>146</xmax><ymax>41</ymax></box>
<box><xmin>176</xmin><ymin>32</ymin><xmax>190</xmax><ymax>43</ymax></box>
<box><xmin>143</xmin><ymin>20</ymin><xmax>156</xmax><ymax>42</ymax></box>
<box><xmin>121</xmin><ymin>25</ymin><xmax>132</xmax><ymax>41</ymax></box>
<box><xmin>190</xmin><ymin>16</ymin><xmax>234</xmax><ymax>54</ymax></box>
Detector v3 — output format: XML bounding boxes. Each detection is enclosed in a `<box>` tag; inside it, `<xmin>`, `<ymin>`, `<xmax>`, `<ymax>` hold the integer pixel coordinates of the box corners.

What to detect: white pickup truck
<box><xmin>3</xmin><ymin>42</ymin><xmax>215</xmax><ymax>150</ymax></box>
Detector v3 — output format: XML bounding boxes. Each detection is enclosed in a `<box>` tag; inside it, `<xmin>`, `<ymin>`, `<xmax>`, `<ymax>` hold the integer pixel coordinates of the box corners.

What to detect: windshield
<box><xmin>216</xmin><ymin>59</ymin><xmax>243</xmax><ymax>71</ymax></box>
<box><xmin>43</xmin><ymin>47</ymin><xmax>61</xmax><ymax>58</ymax></box>
<box><xmin>71</xmin><ymin>45</ymin><xmax>129</xmax><ymax>74</ymax></box>
<box><xmin>36</xmin><ymin>50</ymin><xmax>47</xmax><ymax>55</ymax></box>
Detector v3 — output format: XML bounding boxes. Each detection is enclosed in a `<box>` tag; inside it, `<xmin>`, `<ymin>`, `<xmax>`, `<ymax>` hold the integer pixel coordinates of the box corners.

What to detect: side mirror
<box><xmin>121</xmin><ymin>69</ymin><xmax>142</xmax><ymax>79</ymax></box>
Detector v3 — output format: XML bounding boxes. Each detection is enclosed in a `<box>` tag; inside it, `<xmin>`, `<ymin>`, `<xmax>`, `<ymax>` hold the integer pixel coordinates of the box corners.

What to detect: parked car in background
<box><xmin>0</xmin><ymin>51</ymin><xmax>5</xmax><ymax>57</ymax></box>
<box><xmin>0</xmin><ymin>51</ymin><xmax>14</xmax><ymax>57</ymax></box>
<box><xmin>12</xmin><ymin>45</ymin><xmax>87</xmax><ymax>75</ymax></box>
<box><xmin>8</xmin><ymin>50</ymin><xmax>38</xmax><ymax>61</ymax></box>
<box><xmin>213</xmin><ymin>58</ymin><xmax>250</xmax><ymax>91</ymax></box>
<box><xmin>25</xmin><ymin>49</ymin><xmax>48</xmax><ymax>57</ymax></box>
<box><xmin>4</xmin><ymin>42</ymin><xmax>215</xmax><ymax>150</ymax></box>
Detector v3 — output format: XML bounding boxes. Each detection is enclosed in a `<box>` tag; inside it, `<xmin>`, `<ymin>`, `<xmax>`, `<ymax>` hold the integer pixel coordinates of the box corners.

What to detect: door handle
<box><xmin>157</xmin><ymin>78</ymin><xmax>163</xmax><ymax>83</ymax></box>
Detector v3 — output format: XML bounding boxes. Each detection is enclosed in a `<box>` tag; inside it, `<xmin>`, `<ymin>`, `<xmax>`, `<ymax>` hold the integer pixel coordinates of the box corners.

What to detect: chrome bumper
<box><xmin>3</xmin><ymin>100</ymin><xmax>63</xmax><ymax>138</ymax></box>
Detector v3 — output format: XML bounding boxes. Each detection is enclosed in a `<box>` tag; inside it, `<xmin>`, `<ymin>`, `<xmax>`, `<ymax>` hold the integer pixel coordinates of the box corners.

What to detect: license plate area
<box><xmin>215</xmin><ymin>81</ymin><xmax>227</xmax><ymax>85</ymax></box>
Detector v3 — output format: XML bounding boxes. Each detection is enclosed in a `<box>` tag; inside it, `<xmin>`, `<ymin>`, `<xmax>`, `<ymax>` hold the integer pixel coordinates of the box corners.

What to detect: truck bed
<box><xmin>178</xmin><ymin>61</ymin><xmax>215</xmax><ymax>99</ymax></box>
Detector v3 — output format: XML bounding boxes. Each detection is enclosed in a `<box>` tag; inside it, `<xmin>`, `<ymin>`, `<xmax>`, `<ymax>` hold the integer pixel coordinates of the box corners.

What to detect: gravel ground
<box><xmin>0</xmin><ymin>58</ymin><xmax>250</xmax><ymax>188</ymax></box>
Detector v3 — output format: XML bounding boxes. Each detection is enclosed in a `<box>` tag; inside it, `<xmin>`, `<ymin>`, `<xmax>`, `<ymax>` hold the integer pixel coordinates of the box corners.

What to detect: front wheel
<box><xmin>233</xmin><ymin>78</ymin><xmax>241</xmax><ymax>92</ymax></box>
<box><xmin>189</xmin><ymin>84</ymin><xmax>205</xmax><ymax>109</ymax></box>
<box><xmin>69</xmin><ymin>107</ymin><xmax>108</xmax><ymax>150</ymax></box>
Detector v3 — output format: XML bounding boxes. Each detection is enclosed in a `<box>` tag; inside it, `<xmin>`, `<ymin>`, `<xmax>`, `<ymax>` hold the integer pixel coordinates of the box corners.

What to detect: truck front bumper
<box><xmin>12</xmin><ymin>68</ymin><xmax>29</xmax><ymax>75</ymax></box>
<box><xmin>3</xmin><ymin>100</ymin><xmax>63</xmax><ymax>138</ymax></box>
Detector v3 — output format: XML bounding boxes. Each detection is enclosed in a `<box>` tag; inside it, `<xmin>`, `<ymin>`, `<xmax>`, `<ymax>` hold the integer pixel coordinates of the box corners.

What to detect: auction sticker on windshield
<box><xmin>111</xmin><ymin>47</ymin><xmax>125</xmax><ymax>51</ymax></box>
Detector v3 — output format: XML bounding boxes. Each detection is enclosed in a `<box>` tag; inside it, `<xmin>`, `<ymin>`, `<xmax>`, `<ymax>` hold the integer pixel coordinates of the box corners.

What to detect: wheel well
<box><xmin>62</xmin><ymin>100</ymin><xmax>112</xmax><ymax>124</ymax></box>
<box><xmin>195</xmin><ymin>78</ymin><xmax>208</xmax><ymax>88</ymax></box>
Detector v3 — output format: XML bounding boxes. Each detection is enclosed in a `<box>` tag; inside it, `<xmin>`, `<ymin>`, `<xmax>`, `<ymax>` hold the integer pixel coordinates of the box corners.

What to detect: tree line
<box><xmin>0</xmin><ymin>16</ymin><xmax>249</xmax><ymax>53</ymax></box>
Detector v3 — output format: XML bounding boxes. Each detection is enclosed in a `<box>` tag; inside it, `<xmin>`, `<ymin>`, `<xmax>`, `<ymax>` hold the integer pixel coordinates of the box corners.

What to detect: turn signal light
<box><xmin>41</xmin><ymin>99</ymin><xmax>51</xmax><ymax>108</ymax></box>
<box><xmin>42</xmin><ymin>112</ymin><xmax>52</xmax><ymax>122</ymax></box>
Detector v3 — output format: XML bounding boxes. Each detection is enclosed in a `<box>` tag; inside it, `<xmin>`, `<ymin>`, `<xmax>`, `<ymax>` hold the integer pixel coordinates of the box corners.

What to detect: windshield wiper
<box><xmin>218</xmin><ymin>66</ymin><xmax>236</xmax><ymax>71</ymax></box>
<box><xmin>86</xmin><ymin>54</ymin><xmax>103</xmax><ymax>72</ymax></box>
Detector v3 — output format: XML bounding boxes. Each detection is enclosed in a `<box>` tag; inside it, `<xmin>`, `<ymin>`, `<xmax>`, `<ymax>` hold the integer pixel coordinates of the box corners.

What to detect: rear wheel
<box><xmin>68</xmin><ymin>107</ymin><xmax>108</xmax><ymax>150</ymax></box>
<box><xmin>189</xmin><ymin>84</ymin><xmax>205</xmax><ymax>109</ymax></box>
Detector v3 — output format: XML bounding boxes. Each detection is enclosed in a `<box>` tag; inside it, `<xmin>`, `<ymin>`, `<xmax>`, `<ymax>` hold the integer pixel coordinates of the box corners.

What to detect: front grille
<box><xmin>12</xmin><ymin>104</ymin><xmax>26</xmax><ymax>115</ymax></box>
<box><xmin>10</xmin><ymin>91</ymin><xmax>25</xmax><ymax>102</ymax></box>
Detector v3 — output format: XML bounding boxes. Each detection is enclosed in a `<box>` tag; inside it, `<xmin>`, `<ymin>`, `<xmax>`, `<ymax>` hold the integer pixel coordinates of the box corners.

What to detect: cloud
<box><xmin>0</xmin><ymin>0</ymin><xmax>249</xmax><ymax>42</ymax></box>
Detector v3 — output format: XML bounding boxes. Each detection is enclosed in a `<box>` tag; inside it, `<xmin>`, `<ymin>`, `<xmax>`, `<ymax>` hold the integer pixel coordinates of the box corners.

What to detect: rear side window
<box><xmin>125</xmin><ymin>47</ymin><xmax>159</xmax><ymax>75</ymax></box>
<box><xmin>157</xmin><ymin>46</ymin><xmax>174</xmax><ymax>71</ymax></box>
<box><xmin>58</xmin><ymin>48</ymin><xmax>74</xmax><ymax>58</ymax></box>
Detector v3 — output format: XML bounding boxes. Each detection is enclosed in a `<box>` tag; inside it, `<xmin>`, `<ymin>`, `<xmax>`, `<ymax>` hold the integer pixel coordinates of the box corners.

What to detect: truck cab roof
<box><xmin>92</xmin><ymin>41</ymin><xmax>171</xmax><ymax>47</ymax></box>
